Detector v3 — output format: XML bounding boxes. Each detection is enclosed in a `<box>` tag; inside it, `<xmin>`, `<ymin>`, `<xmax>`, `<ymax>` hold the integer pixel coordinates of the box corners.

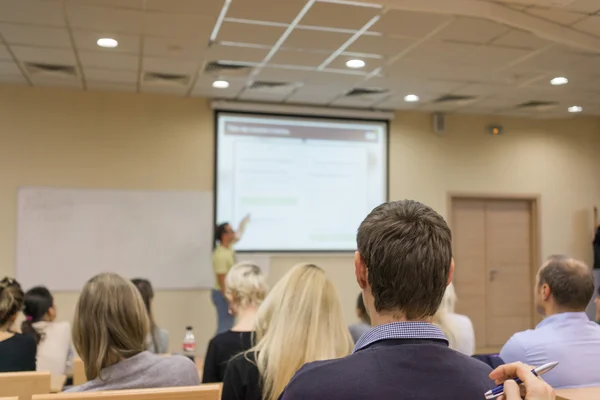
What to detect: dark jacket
<box><xmin>279</xmin><ymin>338</ymin><xmax>494</xmax><ymax>400</ymax></box>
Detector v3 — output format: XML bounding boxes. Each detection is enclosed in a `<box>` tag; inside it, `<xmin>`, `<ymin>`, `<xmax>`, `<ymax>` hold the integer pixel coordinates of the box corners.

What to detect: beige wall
<box><xmin>1</xmin><ymin>84</ymin><xmax>599</xmax><ymax>355</ymax></box>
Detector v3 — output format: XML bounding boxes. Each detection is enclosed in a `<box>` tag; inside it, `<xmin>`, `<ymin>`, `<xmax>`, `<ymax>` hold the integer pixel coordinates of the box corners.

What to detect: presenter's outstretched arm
<box><xmin>234</xmin><ymin>214</ymin><xmax>251</xmax><ymax>243</ymax></box>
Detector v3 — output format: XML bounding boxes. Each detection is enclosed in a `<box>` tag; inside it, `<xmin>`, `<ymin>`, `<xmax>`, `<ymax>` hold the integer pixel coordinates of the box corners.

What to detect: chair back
<box><xmin>72</xmin><ymin>358</ymin><xmax>86</xmax><ymax>386</ymax></box>
<box><xmin>33</xmin><ymin>385</ymin><xmax>221</xmax><ymax>400</ymax></box>
<box><xmin>0</xmin><ymin>372</ymin><xmax>51</xmax><ymax>400</ymax></box>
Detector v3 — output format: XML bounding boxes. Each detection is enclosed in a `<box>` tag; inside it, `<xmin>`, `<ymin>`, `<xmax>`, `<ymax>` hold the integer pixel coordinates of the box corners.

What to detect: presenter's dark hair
<box><xmin>131</xmin><ymin>278</ymin><xmax>159</xmax><ymax>352</ymax></box>
<box><xmin>357</xmin><ymin>200</ymin><xmax>452</xmax><ymax>319</ymax></box>
<box><xmin>22</xmin><ymin>286</ymin><xmax>53</xmax><ymax>344</ymax></box>
<box><xmin>216</xmin><ymin>222</ymin><xmax>230</xmax><ymax>242</ymax></box>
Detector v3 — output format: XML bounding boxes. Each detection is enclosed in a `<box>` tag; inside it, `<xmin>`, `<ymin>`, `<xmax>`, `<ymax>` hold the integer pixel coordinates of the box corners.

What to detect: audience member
<box><xmin>348</xmin><ymin>294</ymin><xmax>370</xmax><ymax>343</ymax></box>
<box><xmin>131</xmin><ymin>278</ymin><xmax>169</xmax><ymax>354</ymax></box>
<box><xmin>279</xmin><ymin>200</ymin><xmax>493</xmax><ymax>400</ymax></box>
<box><xmin>21</xmin><ymin>286</ymin><xmax>73</xmax><ymax>376</ymax></box>
<box><xmin>433</xmin><ymin>282</ymin><xmax>475</xmax><ymax>355</ymax></box>
<box><xmin>67</xmin><ymin>273</ymin><xmax>199</xmax><ymax>392</ymax></box>
<box><xmin>221</xmin><ymin>263</ymin><xmax>353</xmax><ymax>400</ymax></box>
<box><xmin>490</xmin><ymin>362</ymin><xmax>556</xmax><ymax>400</ymax></box>
<box><xmin>500</xmin><ymin>255</ymin><xmax>600</xmax><ymax>388</ymax></box>
<box><xmin>203</xmin><ymin>263</ymin><xmax>268</xmax><ymax>383</ymax></box>
<box><xmin>0</xmin><ymin>277</ymin><xmax>36</xmax><ymax>372</ymax></box>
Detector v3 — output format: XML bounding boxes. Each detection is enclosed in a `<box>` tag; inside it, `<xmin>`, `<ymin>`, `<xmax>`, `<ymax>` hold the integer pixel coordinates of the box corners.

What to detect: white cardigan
<box><xmin>33</xmin><ymin>321</ymin><xmax>73</xmax><ymax>376</ymax></box>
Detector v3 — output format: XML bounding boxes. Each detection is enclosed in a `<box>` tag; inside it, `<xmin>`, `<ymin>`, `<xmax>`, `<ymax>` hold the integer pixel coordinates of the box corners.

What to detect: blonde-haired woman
<box><xmin>202</xmin><ymin>263</ymin><xmax>268</xmax><ymax>383</ymax></box>
<box><xmin>67</xmin><ymin>273</ymin><xmax>200</xmax><ymax>392</ymax></box>
<box><xmin>433</xmin><ymin>282</ymin><xmax>475</xmax><ymax>356</ymax></box>
<box><xmin>221</xmin><ymin>263</ymin><xmax>354</xmax><ymax>400</ymax></box>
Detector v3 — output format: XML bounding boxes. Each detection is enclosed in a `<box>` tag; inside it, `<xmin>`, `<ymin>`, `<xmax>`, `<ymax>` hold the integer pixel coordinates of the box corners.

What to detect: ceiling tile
<box><xmin>238</xmin><ymin>89</ymin><xmax>290</xmax><ymax>102</ymax></box>
<box><xmin>227</xmin><ymin>0</ymin><xmax>307</xmax><ymax>24</ymax></box>
<box><xmin>0</xmin><ymin>60</ymin><xmax>21</xmax><ymax>75</ymax></box>
<box><xmin>268</xmin><ymin>49</ymin><xmax>328</xmax><ymax>67</ymax></box>
<box><xmin>452</xmin><ymin>82</ymin><xmax>511</xmax><ymax>96</ymax></box>
<box><xmin>371</xmin><ymin>10</ymin><xmax>452</xmax><ymax>38</ymax></box>
<box><xmin>87</xmin><ymin>81</ymin><xmax>137</xmax><ymax>92</ymax></box>
<box><xmin>66</xmin><ymin>4</ymin><xmax>142</xmax><ymax>34</ymax></box>
<box><xmin>562</xmin><ymin>0</ymin><xmax>600</xmax><ymax>13</ymax></box>
<box><xmin>285</xmin><ymin>86</ymin><xmax>339</xmax><ymax>105</ymax></box>
<box><xmin>11</xmin><ymin>46</ymin><xmax>76</xmax><ymax>65</ymax></box>
<box><xmin>327</xmin><ymin>54</ymin><xmax>383</xmax><ymax>71</ymax></box>
<box><xmin>0</xmin><ymin>23</ymin><xmax>70</xmax><ymax>48</ymax></box>
<box><xmin>84</xmin><ymin>68</ymin><xmax>137</xmax><ymax>84</ymax></box>
<box><xmin>405</xmin><ymin>41</ymin><xmax>531</xmax><ymax>67</ymax></box>
<box><xmin>302</xmin><ymin>70</ymin><xmax>365</xmax><ymax>85</ymax></box>
<box><xmin>513</xmin><ymin>47</ymin><xmax>590</xmax><ymax>71</ymax></box>
<box><xmin>436</xmin><ymin>17</ymin><xmax>510</xmax><ymax>44</ymax></box>
<box><xmin>365</xmin><ymin>76</ymin><xmax>464</xmax><ymax>94</ymax></box>
<box><xmin>79</xmin><ymin>51</ymin><xmax>139</xmax><ymax>70</ymax></box>
<box><xmin>525</xmin><ymin>7</ymin><xmax>585</xmax><ymax>26</ymax></box>
<box><xmin>332</xmin><ymin>93</ymin><xmax>387</xmax><ymax>108</ymax></box>
<box><xmin>299</xmin><ymin>2</ymin><xmax>381</xmax><ymax>30</ymax></box>
<box><xmin>0</xmin><ymin>0</ymin><xmax>65</xmax><ymax>27</ymax></box>
<box><xmin>283</xmin><ymin>29</ymin><xmax>352</xmax><ymax>51</ymax></box>
<box><xmin>491</xmin><ymin>29</ymin><xmax>552</xmax><ymax>49</ymax></box>
<box><xmin>66</xmin><ymin>0</ymin><xmax>144</xmax><ymax>10</ymax></box>
<box><xmin>73</xmin><ymin>31</ymin><xmax>140</xmax><ymax>53</ymax></box>
<box><xmin>0</xmin><ymin>44</ymin><xmax>13</xmax><ymax>60</ymax></box>
<box><xmin>218</xmin><ymin>21</ymin><xmax>286</xmax><ymax>46</ymax></box>
<box><xmin>0</xmin><ymin>74</ymin><xmax>27</xmax><ymax>84</ymax></box>
<box><xmin>144</xmin><ymin>12</ymin><xmax>215</xmax><ymax>39</ymax></box>
<box><xmin>144</xmin><ymin>36</ymin><xmax>205</xmax><ymax>60</ymax></box>
<box><xmin>31</xmin><ymin>75</ymin><xmax>82</xmax><ymax>89</ymax></box>
<box><xmin>141</xmin><ymin>83</ymin><xmax>188</xmax><ymax>95</ymax></box>
<box><xmin>346</xmin><ymin>35</ymin><xmax>414</xmax><ymax>57</ymax></box>
<box><xmin>143</xmin><ymin>56</ymin><xmax>199</xmax><ymax>75</ymax></box>
<box><xmin>253</xmin><ymin>67</ymin><xmax>310</xmax><ymax>82</ymax></box>
<box><xmin>205</xmin><ymin>44</ymin><xmax>269</xmax><ymax>64</ymax></box>
<box><xmin>572</xmin><ymin>16</ymin><xmax>600</xmax><ymax>37</ymax></box>
<box><xmin>146</xmin><ymin>0</ymin><xmax>225</xmax><ymax>16</ymax></box>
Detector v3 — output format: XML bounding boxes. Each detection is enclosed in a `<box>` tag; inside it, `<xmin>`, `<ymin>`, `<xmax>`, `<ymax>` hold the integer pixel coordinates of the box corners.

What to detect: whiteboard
<box><xmin>17</xmin><ymin>187</ymin><xmax>214</xmax><ymax>291</ymax></box>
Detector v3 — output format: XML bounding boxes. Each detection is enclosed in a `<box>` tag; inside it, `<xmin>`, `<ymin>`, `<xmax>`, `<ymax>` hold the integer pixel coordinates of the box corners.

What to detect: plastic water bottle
<box><xmin>182</xmin><ymin>326</ymin><xmax>196</xmax><ymax>361</ymax></box>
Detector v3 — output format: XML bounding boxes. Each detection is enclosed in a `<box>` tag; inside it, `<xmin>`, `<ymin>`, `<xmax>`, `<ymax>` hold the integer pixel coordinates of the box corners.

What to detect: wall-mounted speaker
<box><xmin>433</xmin><ymin>112</ymin><xmax>445</xmax><ymax>134</ymax></box>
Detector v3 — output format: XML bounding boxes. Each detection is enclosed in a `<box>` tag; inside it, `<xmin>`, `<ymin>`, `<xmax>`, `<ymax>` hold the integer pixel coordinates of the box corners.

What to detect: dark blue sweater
<box><xmin>279</xmin><ymin>339</ymin><xmax>494</xmax><ymax>400</ymax></box>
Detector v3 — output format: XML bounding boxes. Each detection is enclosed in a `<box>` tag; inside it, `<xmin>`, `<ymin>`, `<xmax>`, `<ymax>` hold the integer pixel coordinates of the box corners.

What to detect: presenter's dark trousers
<box><xmin>211</xmin><ymin>289</ymin><xmax>234</xmax><ymax>334</ymax></box>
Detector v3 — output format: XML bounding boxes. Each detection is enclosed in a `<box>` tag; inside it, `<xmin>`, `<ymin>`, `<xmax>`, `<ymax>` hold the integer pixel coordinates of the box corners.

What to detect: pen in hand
<box><xmin>485</xmin><ymin>361</ymin><xmax>558</xmax><ymax>399</ymax></box>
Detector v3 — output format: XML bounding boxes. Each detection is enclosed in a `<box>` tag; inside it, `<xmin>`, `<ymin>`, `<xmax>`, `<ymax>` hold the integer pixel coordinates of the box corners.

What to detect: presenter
<box><xmin>212</xmin><ymin>214</ymin><xmax>250</xmax><ymax>334</ymax></box>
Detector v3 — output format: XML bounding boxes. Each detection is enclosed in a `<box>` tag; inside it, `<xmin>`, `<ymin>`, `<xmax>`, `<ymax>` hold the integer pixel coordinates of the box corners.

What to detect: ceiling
<box><xmin>1</xmin><ymin>0</ymin><xmax>600</xmax><ymax>117</ymax></box>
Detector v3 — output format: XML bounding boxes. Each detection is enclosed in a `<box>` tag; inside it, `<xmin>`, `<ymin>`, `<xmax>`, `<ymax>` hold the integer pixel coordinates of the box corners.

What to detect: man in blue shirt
<box><xmin>500</xmin><ymin>255</ymin><xmax>600</xmax><ymax>388</ymax></box>
<box><xmin>279</xmin><ymin>200</ymin><xmax>494</xmax><ymax>400</ymax></box>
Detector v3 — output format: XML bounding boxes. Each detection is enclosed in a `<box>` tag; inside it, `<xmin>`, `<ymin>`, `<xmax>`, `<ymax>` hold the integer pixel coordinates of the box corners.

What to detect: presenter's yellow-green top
<box><xmin>212</xmin><ymin>245</ymin><xmax>236</xmax><ymax>290</ymax></box>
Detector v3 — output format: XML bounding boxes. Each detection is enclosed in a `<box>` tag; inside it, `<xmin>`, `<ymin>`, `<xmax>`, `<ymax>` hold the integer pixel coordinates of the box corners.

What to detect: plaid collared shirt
<box><xmin>354</xmin><ymin>321</ymin><xmax>449</xmax><ymax>353</ymax></box>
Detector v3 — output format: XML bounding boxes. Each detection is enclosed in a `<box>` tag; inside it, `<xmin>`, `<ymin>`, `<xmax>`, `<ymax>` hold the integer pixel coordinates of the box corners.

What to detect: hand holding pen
<box><xmin>488</xmin><ymin>362</ymin><xmax>557</xmax><ymax>400</ymax></box>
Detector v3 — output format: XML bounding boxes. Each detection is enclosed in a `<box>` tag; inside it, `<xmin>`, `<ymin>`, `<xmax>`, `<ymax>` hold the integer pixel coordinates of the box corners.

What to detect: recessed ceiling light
<box><xmin>96</xmin><ymin>38</ymin><xmax>118</xmax><ymax>48</ymax></box>
<box><xmin>404</xmin><ymin>94</ymin><xmax>420</xmax><ymax>102</ymax></box>
<box><xmin>550</xmin><ymin>76</ymin><xmax>568</xmax><ymax>86</ymax></box>
<box><xmin>568</xmin><ymin>105</ymin><xmax>583</xmax><ymax>113</ymax></box>
<box><xmin>346</xmin><ymin>59</ymin><xmax>365</xmax><ymax>69</ymax></box>
<box><xmin>212</xmin><ymin>80</ymin><xmax>230</xmax><ymax>89</ymax></box>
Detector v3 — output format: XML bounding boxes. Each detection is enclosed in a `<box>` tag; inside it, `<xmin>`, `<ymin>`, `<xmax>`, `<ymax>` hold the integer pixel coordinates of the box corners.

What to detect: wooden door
<box><xmin>452</xmin><ymin>198</ymin><xmax>533</xmax><ymax>350</ymax></box>
<box><xmin>485</xmin><ymin>200</ymin><xmax>533</xmax><ymax>346</ymax></box>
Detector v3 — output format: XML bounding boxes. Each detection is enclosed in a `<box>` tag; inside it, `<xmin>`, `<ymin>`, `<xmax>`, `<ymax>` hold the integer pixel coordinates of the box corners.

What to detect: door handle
<box><xmin>489</xmin><ymin>269</ymin><xmax>499</xmax><ymax>282</ymax></box>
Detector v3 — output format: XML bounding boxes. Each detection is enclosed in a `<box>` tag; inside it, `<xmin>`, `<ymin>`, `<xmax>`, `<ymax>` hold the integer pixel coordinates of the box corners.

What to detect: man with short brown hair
<box><xmin>279</xmin><ymin>200</ymin><xmax>493</xmax><ymax>400</ymax></box>
<box><xmin>500</xmin><ymin>255</ymin><xmax>600</xmax><ymax>388</ymax></box>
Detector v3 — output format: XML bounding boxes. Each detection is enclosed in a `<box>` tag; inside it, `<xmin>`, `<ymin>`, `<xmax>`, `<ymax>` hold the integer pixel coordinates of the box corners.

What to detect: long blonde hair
<box><xmin>433</xmin><ymin>282</ymin><xmax>460</xmax><ymax>349</ymax></box>
<box><xmin>250</xmin><ymin>263</ymin><xmax>354</xmax><ymax>400</ymax></box>
<box><xmin>73</xmin><ymin>273</ymin><xmax>150</xmax><ymax>380</ymax></box>
<box><xmin>225</xmin><ymin>263</ymin><xmax>268</xmax><ymax>312</ymax></box>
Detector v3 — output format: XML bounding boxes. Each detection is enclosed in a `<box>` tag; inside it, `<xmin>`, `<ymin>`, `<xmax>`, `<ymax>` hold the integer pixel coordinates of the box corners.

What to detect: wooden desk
<box><xmin>556</xmin><ymin>386</ymin><xmax>600</xmax><ymax>400</ymax></box>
